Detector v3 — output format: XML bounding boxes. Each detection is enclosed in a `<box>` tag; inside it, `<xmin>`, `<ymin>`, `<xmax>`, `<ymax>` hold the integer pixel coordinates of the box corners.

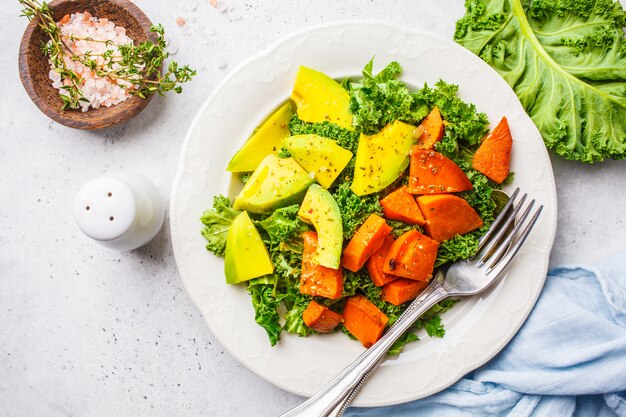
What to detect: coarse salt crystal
<box><xmin>48</xmin><ymin>13</ymin><xmax>135</xmax><ymax>111</ymax></box>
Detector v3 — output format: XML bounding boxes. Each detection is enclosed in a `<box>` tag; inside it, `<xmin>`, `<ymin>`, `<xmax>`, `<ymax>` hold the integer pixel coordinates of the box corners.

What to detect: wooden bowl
<box><xmin>19</xmin><ymin>0</ymin><xmax>158</xmax><ymax>130</ymax></box>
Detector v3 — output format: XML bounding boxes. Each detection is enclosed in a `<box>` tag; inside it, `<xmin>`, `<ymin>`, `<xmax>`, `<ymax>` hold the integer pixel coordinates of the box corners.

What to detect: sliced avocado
<box><xmin>283</xmin><ymin>134</ymin><xmax>353</xmax><ymax>189</ymax></box>
<box><xmin>233</xmin><ymin>154</ymin><xmax>314</xmax><ymax>214</ymax></box>
<box><xmin>297</xmin><ymin>184</ymin><xmax>343</xmax><ymax>269</ymax></box>
<box><xmin>290</xmin><ymin>66</ymin><xmax>354</xmax><ymax>131</ymax></box>
<box><xmin>350</xmin><ymin>120</ymin><xmax>419</xmax><ymax>196</ymax></box>
<box><xmin>227</xmin><ymin>102</ymin><xmax>294</xmax><ymax>173</ymax></box>
<box><xmin>224</xmin><ymin>211</ymin><xmax>274</xmax><ymax>284</ymax></box>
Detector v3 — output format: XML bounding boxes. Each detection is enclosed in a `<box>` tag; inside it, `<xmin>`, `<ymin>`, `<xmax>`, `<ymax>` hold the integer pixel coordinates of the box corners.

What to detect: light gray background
<box><xmin>2</xmin><ymin>1</ymin><xmax>625</xmax><ymax>416</ymax></box>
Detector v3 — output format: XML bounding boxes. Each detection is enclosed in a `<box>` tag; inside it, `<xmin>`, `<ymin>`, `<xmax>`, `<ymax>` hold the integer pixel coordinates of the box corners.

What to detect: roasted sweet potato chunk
<box><xmin>383</xmin><ymin>230</ymin><xmax>439</xmax><ymax>282</ymax></box>
<box><xmin>303</xmin><ymin>301</ymin><xmax>343</xmax><ymax>333</ymax></box>
<box><xmin>417</xmin><ymin>106</ymin><xmax>444</xmax><ymax>149</ymax></box>
<box><xmin>366</xmin><ymin>235</ymin><xmax>398</xmax><ymax>287</ymax></box>
<box><xmin>380</xmin><ymin>186</ymin><xmax>426</xmax><ymax>226</ymax></box>
<box><xmin>416</xmin><ymin>194</ymin><xmax>483</xmax><ymax>242</ymax></box>
<box><xmin>342</xmin><ymin>295</ymin><xmax>389</xmax><ymax>348</ymax></box>
<box><xmin>341</xmin><ymin>214</ymin><xmax>392</xmax><ymax>272</ymax></box>
<box><xmin>408</xmin><ymin>147</ymin><xmax>472</xmax><ymax>194</ymax></box>
<box><xmin>472</xmin><ymin>116</ymin><xmax>512</xmax><ymax>184</ymax></box>
<box><xmin>382</xmin><ymin>278</ymin><xmax>429</xmax><ymax>306</ymax></box>
<box><xmin>300</xmin><ymin>231</ymin><xmax>343</xmax><ymax>299</ymax></box>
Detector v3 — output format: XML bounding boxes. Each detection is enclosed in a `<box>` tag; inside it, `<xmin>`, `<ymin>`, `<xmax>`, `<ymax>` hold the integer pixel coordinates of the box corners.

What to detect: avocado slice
<box><xmin>290</xmin><ymin>66</ymin><xmax>354</xmax><ymax>131</ymax></box>
<box><xmin>283</xmin><ymin>134</ymin><xmax>353</xmax><ymax>189</ymax></box>
<box><xmin>298</xmin><ymin>184</ymin><xmax>343</xmax><ymax>269</ymax></box>
<box><xmin>224</xmin><ymin>211</ymin><xmax>274</xmax><ymax>284</ymax></box>
<box><xmin>350</xmin><ymin>120</ymin><xmax>420</xmax><ymax>196</ymax></box>
<box><xmin>233</xmin><ymin>154</ymin><xmax>314</xmax><ymax>214</ymax></box>
<box><xmin>227</xmin><ymin>102</ymin><xmax>294</xmax><ymax>173</ymax></box>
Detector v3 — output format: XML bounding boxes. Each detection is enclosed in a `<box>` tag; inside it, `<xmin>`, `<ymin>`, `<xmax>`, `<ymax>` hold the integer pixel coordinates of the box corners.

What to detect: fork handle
<box><xmin>279</xmin><ymin>283</ymin><xmax>448</xmax><ymax>417</ymax></box>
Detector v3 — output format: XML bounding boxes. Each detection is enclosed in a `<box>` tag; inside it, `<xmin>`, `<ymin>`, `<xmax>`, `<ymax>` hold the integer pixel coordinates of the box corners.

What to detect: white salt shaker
<box><xmin>73</xmin><ymin>170</ymin><xmax>165</xmax><ymax>251</ymax></box>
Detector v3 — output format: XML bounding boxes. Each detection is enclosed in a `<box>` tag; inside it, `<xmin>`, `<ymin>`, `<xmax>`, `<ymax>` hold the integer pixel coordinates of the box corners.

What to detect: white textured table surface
<box><xmin>1</xmin><ymin>1</ymin><xmax>625</xmax><ymax>416</ymax></box>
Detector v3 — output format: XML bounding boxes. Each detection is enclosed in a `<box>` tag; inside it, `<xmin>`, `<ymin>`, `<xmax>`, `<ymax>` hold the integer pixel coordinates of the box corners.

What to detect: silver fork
<box><xmin>280</xmin><ymin>188</ymin><xmax>543</xmax><ymax>417</ymax></box>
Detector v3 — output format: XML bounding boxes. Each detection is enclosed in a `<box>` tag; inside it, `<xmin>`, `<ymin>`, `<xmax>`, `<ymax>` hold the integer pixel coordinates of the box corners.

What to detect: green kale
<box><xmin>247</xmin><ymin>276</ymin><xmax>282</xmax><ymax>346</ymax></box>
<box><xmin>282</xmin><ymin>293</ymin><xmax>313</xmax><ymax>337</ymax></box>
<box><xmin>257</xmin><ymin>205</ymin><xmax>309</xmax><ymax>247</ymax></box>
<box><xmin>436</xmin><ymin>232</ymin><xmax>480</xmax><ymax>267</ymax></box>
<box><xmin>277</xmin><ymin>147</ymin><xmax>291</xmax><ymax>158</ymax></box>
<box><xmin>387</xmin><ymin>219</ymin><xmax>424</xmax><ymax>239</ymax></box>
<box><xmin>200</xmin><ymin>195</ymin><xmax>240</xmax><ymax>257</ymax></box>
<box><xmin>239</xmin><ymin>172</ymin><xmax>252</xmax><ymax>184</ymax></box>
<box><xmin>455</xmin><ymin>0</ymin><xmax>626</xmax><ymax>162</ymax></box>
<box><xmin>347</xmin><ymin>58</ymin><xmax>429</xmax><ymax>134</ymax></box>
<box><xmin>288</xmin><ymin>114</ymin><xmax>360</xmax><ymax>154</ymax></box>
<box><xmin>332</xmin><ymin>183</ymin><xmax>383</xmax><ymax>240</ymax></box>
<box><xmin>416</xmin><ymin>80</ymin><xmax>490</xmax><ymax>153</ymax></box>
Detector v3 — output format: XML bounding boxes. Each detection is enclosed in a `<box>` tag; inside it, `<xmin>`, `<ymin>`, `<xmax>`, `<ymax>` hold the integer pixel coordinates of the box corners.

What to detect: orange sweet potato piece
<box><xmin>303</xmin><ymin>301</ymin><xmax>343</xmax><ymax>333</ymax></box>
<box><xmin>366</xmin><ymin>235</ymin><xmax>398</xmax><ymax>287</ymax></box>
<box><xmin>416</xmin><ymin>194</ymin><xmax>483</xmax><ymax>242</ymax></box>
<box><xmin>300</xmin><ymin>231</ymin><xmax>343</xmax><ymax>299</ymax></box>
<box><xmin>408</xmin><ymin>147</ymin><xmax>473</xmax><ymax>194</ymax></box>
<box><xmin>417</xmin><ymin>106</ymin><xmax>444</xmax><ymax>149</ymax></box>
<box><xmin>341</xmin><ymin>214</ymin><xmax>392</xmax><ymax>272</ymax></box>
<box><xmin>380</xmin><ymin>186</ymin><xmax>426</xmax><ymax>226</ymax></box>
<box><xmin>382</xmin><ymin>278</ymin><xmax>429</xmax><ymax>306</ymax></box>
<box><xmin>342</xmin><ymin>294</ymin><xmax>389</xmax><ymax>348</ymax></box>
<box><xmin>383</xmin><ymin>230</ymin><xmax>439</xmax><ymax>281</ymax></box>
<box><xmin>472</xmin><ymin>116</ymin><xmax>513</xmax><ymax>184</ymax></box>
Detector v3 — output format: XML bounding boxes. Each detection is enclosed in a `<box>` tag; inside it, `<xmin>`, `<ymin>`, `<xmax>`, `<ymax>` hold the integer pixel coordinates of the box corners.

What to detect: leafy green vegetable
<box><xmin>288</xmin><ymin>115</ymin><xmax>360</xmax><ymax>154</ymax></box>
<box><xmin>454</xmin><ymin>0</ymin><xmax>626</xmax><ymax>162</ymax></box>
<box><xmin>239</xmin><ymin>172</ymin><xmax>252</xmax><ymax>184</ymax></box>
<box><xmin>282</xmin><ymin>293</ymin><xmax>313</xmax><ymax>337</ymax></box>
<box><xmin>415</xmin><ymin>80</ymin><xmax>490</xmax><ymax>156</ymax></box>
<box><xmin>257</xmin><ymin>205</ymin><xmax>309</xmax><ymax>247</ymax></box>
<box><xmin>200</xmin><ymin>195</ymin><xmax>240</xmax><ymax>256</ymax></box>
<box><xmin>387</xmin><ymin>219</ymin><xmax>424</xmax><ymax>239</ymax></box>
<box><xmin>347</xmin><ymin>58</ymin><xmax>430</xmax><ymax>134</ymax></box>
<box><xmin>332</xmin><ymin>182</ymin><xmax>383</xmax><ymax>240</ymax></box>
<box><xmin>277</xmin><ymin>147</ymin><xmax>292</xmax><ymax>158</ymax></box>
<box><xmin>247</xmin><ymin>276</ymin><xmax>282</xmax><ymax>346</ymax></box>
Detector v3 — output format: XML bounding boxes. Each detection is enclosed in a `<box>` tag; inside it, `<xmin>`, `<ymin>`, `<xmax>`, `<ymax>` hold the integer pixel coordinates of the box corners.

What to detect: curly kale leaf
<box><xmin>386</xmin><ymin>219</ymin><xmax>424</xmax><ymax>239</ymax></box>
<box><xmin>288</xmin><ymin>114</ymin><xmax>360</xmax><ymax>154</ymax></box>
<box><xmin>282</xmin><ymin>293</ymin><xmax>313</xmax><ymax>337</ymax></box>
<box><xmin>347</xmin><ymin>58</ymin><xmax>429</xmax><ymax>134</ymax></box>
<box><xmin>455</xmin><ymin>0</ymin><xmax>626</xmax><ymax>162</ymax></box>
<box><xmin>200</xmin><ymin>195</ymin><xmax>240</xmax><ymax>257</ymax></box>
<box><xmin>257</xmin><ymin>205</ymin><xmax>309</xmax><ymax>247</ymax></box>
<box><xmin>332</xmin><ymin>183</ymin><xmax>383</xmax><ymax>240</ymax></box>
<box><xmin>247</xmin><ymin>276</ymin><xmax>282</xmax><ymax>346</ymax></box>
<box><xmin>415</xmin><ymin>80</ymin><xmax>490</xmax><ymax>156</ymax></box>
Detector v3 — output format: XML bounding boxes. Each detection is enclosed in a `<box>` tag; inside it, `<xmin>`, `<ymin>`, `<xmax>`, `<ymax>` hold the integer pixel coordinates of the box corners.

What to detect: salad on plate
<box><xmin>200</xmin><ymin>59</ymin><xmax>514</xmax><ymax>353</ymax></box>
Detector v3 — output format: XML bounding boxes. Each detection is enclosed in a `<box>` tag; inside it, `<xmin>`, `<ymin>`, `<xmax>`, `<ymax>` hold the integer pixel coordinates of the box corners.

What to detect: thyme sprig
<box><xmin>20</xmin><ymin>0</ymin><xmax>196</xmax><ymax>110</ymax></box>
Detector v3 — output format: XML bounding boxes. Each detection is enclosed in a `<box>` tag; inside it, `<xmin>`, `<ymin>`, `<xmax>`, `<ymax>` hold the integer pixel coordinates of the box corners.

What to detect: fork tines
<box><xmin>475</xmin><ymin>188</ymin><xmax>543</xmax><ymax>276</ymax></box>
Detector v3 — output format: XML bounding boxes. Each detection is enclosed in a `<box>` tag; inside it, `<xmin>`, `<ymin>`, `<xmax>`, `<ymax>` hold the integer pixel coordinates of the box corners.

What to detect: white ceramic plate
<box><xmin>170</xmin><ymin>21</ymin><xmax>558</xmax><ymax>407</ymax></box>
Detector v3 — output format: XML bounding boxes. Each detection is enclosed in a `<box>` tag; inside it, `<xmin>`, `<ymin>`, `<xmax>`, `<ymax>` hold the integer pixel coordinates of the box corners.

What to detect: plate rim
<box><xmin>170</xmin><ymin>19</ymin><xmax>558</xmax><ymax>406</ymax></box>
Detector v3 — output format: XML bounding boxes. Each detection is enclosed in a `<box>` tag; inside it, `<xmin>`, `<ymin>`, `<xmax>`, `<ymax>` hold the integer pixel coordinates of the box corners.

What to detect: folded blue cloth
<box><xmin>346</xmin><ymin>249</ymin><xmax>626</xmax><ymax>417</ymax></box>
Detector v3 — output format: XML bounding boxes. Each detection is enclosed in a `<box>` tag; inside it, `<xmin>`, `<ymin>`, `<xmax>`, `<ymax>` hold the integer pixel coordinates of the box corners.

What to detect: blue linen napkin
<box><xmin>346</xmin><ymin>248</ymin><xmax>626</xmax><ymax>417</ymax></box>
